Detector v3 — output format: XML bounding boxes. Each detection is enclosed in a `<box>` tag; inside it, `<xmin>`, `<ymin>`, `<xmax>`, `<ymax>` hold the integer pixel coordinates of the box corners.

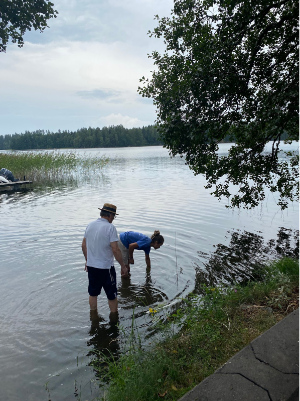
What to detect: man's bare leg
<box><xmin>108</xmin><ymin>297</ymin><xmax>118</xmax><ymax>323</ymax></box>
<box><xmin>108</xmin><ymin>297</ymin><xmax>118</xmax><ymax>313</ymax></box>
<box><xmin>89</xmin><ymin>295</ymin><xmax>97</xmax><ymax>310</ymax></box>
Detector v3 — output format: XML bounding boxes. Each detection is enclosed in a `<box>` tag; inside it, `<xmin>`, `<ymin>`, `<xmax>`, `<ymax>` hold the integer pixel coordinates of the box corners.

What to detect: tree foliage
<box><xmin>139</xmin><ymin>0</ymin><xmax>299</xmax><ymax>209</ymax></box>
<box><xmin>0</xmin><ymin>0</ymin><xmax>58</xmax><ymax>52</ymax></box>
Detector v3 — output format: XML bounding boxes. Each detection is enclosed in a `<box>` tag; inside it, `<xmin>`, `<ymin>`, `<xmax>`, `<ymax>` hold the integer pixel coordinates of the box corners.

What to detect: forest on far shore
<box><xmin>1</xmin><ymin>124</ymin><xmax>288</xmax><ymax>151</ymax></box>
<box><xmin>0</xmin><ymin>125</ymin><xmax>163</xmax><ymax>150</ymax></box>
<box><xmin>0</xmin><ymin>124</ymin><xmax>242</xmax><ymax>151</ymax></box>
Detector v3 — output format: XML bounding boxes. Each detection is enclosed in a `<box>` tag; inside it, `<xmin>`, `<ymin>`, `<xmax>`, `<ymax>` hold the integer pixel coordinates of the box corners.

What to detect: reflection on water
<box><xmin>119</xmin><ymin>272</ymin><xmax>167</xmax><ymax>309</ymax></box>
<box><xmin>86</xmin><ymin>272</ymin><xmax>168</xmax><ymax>382</ymax></box>
<box><xmin>87</xmin><ymin>311</ymin><xmax>120</xmax><ymax>380</ymax></box>
<box><xmin>0</xmin><ymin>180</ymin><xmax>79</xmax><ymax>206</ymax></box>
<box><xmin>194</xmin><ymin>227</ymin><xmax>299</xmax><ymax>291</ymax></box>
<box><xmin>0</xmin><ymin>187</ymin><xmax>33</xmax><ymax>202</ymax></box>
<box><xmin>268</xmin><ymin>227</ymin><xmax>299</xmax><ymax>259</ymax></box>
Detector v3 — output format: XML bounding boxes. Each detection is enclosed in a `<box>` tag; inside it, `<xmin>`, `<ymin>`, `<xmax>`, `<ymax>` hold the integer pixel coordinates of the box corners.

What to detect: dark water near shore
<box><xmin>0</xmin><ymin>144</ymin><xmax>298</xmax><ymax>401</ymax></box>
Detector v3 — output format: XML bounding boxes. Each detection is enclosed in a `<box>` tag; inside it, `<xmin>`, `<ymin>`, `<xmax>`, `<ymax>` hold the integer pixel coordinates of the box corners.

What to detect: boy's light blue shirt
<box><xmin>120</xmin><ymin>231</ymin><xmax>151</xmax><ymax>255</ymax></box>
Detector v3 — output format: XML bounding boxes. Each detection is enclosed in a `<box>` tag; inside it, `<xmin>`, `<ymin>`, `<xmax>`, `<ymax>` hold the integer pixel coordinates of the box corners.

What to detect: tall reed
<box><xmin>0</xmin><ymin>151</ymin><xmax>109</xmax><ymax>184</ymax></box>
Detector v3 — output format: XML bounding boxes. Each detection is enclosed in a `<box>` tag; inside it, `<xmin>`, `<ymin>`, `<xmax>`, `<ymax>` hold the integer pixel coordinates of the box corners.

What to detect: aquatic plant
<box><xmin>0</xmin><ymin>151</ymin><xmax>109</xmax><ymax>184</ymax></box>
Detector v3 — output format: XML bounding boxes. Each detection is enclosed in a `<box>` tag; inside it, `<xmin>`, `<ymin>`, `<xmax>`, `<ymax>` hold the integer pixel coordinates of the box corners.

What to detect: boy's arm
<box><xmin>128</xmin><ymin>242</ymin><xmax>139</xmax><ymax>264</ymax></box>
<box><xmin>145</xmin><ymin>253</ymin><xmax>151</xmax><ymax>268</ymax></box>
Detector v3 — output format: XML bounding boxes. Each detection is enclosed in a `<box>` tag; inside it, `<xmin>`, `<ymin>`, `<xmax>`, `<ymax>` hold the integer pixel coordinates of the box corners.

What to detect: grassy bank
<box><xmin>0</xmin><ymin>151</ymin><xmax>109</xmax><ymax>184</ymax></box>
<box><xmin>97</xmin><ymin>258</ymin><xmax>299</xmax><ymax>401</ymax></box>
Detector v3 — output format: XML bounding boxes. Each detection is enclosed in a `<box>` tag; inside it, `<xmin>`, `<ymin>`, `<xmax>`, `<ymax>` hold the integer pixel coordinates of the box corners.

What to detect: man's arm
<box><xmin>145</xmin><ymin>253</ymin><xmax>151</xmax><ymax>269</ymax></box>
<box><xmin>82</xmin><ymin>238</ymin><xmax>87</xmax><ymax>271</ymax></box>
<box><xmin>111</xmin><ymin>241</ymin><xmax>128</xmax><ymax>277</ymax></box>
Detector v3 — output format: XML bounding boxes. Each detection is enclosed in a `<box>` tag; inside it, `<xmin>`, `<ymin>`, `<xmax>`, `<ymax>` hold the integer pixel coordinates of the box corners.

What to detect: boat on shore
<box><xmin>0</xmin><ymin>180</ymin><xmax>33</xmax><ymax>191</ymax></box>
<box><xmin>0</xmin><ymin>168</ymin><xmax>33</xmax><ymax>192</ymax></box>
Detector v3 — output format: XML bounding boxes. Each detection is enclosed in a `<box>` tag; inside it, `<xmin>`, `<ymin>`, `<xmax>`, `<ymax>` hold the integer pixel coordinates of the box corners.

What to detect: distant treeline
<box><xmin>0</xmin><ymin>125</ymin><xmax>291</xmax><ymax>150</ymax></box>
<box><xmin>0</xmin><ymin>125</ymin><xmax>162</xmax><ymax>150</ymax></box>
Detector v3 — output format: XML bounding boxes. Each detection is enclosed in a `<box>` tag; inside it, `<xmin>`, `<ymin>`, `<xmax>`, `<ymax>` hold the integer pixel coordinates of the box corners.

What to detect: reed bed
<box><xmin>0</xmin><ymin>151</ymin><xmax>109</xmax><ymax>184</ymax></box>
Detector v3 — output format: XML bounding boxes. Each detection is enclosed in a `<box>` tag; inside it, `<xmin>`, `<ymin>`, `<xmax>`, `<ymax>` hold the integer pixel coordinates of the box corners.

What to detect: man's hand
<box><xmin>121</xmin><ymin>265</ymin><xmax>129</xmax><ymax>277</ymax></box>
<box><xmin>129</xmin><ymin>257</ymin><xmax>134</xmax><ymax>264</ymax></box>
<box><xmin>111</xmin><ymin>241</ymin><xmax>129</xmax><ymax>277</ymax></box>
<box><xmin>84</xmin><ymin>262</ymin><xmax>87</xmax><ymax>272</ymax></box>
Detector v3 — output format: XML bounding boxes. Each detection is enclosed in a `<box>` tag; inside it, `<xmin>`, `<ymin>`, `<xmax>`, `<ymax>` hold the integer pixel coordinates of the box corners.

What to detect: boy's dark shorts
<box><xmin>87</xmin><ymin>266</ymin><xmax>117</xmax><ymax>300</ymax></box>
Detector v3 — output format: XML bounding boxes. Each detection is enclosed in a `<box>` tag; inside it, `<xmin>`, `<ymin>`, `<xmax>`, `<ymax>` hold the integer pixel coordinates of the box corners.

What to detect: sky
<box><xmin>0</xmin><ymin>0</ymin><xmax>173</xmax><ymax>136</ymax></box>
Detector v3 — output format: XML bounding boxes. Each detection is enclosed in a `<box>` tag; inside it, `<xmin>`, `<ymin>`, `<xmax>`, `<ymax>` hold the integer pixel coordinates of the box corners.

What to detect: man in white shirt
<box><xmin>82</xmin><ymin>203</ymin><xmax>128</xmax><ymax>318</ymax></box>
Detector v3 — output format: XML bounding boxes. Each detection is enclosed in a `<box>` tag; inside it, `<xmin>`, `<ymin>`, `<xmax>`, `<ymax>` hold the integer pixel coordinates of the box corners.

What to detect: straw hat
<box><xmin>98</xmin><ymin>203</ymin><xmax>119</xmax><ymax>215</ymax></box>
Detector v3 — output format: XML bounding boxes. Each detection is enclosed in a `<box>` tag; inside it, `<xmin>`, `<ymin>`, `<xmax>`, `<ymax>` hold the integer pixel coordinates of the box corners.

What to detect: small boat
<box><xmin>0</xmin><ymin>179</ymin><xmax>33</xmax><ymax>190</ymax></box>
<box><xmin>0</xmin><ymin>168</ymin><xmax>33</xmax><ymax>192</ymax></box>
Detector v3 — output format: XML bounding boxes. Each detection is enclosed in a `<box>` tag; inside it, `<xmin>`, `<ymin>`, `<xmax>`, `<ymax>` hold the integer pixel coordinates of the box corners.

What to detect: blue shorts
<box><xmin>87</xmin><ymin>266</ymin><xmax>117</xmax><ymax>300</ymax></box>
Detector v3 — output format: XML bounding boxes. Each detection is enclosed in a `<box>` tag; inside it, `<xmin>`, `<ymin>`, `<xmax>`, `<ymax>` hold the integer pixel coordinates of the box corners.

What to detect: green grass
<box><xmin>96</xmin><ymin>258</ymin><xmax>299</xmax><ymax>401</ymax></box>
<box><xmin>0</xmin><ymin>151</ymin><xmax>109</xmax><ymax>184</ymax></box>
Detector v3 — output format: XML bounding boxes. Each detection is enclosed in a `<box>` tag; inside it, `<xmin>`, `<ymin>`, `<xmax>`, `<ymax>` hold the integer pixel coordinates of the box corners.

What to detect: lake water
<box><xmin>0</xmin><ymin>144</ymin><xmax>298</xmax><ymax>401</ymax></box>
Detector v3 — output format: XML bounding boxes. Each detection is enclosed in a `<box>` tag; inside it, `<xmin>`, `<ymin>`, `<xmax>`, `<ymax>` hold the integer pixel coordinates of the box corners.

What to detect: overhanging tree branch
<box><xmin>138</xmin><ymin>0</ymin><xmax>299</xmax><ymax>209</ymax></box>
<box><xmin>0</xmin><ymin>0</ymin><xmax>58</xmax><ymax>52</ymax></box>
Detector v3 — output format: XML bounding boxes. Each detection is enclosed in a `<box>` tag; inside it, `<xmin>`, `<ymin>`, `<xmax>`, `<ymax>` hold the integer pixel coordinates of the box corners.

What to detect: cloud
<box><xmin>76</xmin><ymin>89</ymin><xmax>153</xmax><ymax>106</ymax></box>
<box><xmin>0</xmin><ymin>40</ymin><xmax>155</xmax><ymax>102</ymax></box>
<box><xmin>23</xmin><ymin>0</ymin><xmax>173</xmax><ymax>48</ymax></box>
<box><xmin>0</xmin><ymin>39</ymin><xmax>157</xmax><ymax>134</ymax></box>
<box><xmin>76</xmin><ymin>89</ymin><xmax>122</xmax><ymax>101</ymax></box>
<box><xmin>98</xmin><ymin>113</ymin><xmax>152</xmax><ymax>128</ymax></box>
<box><xmin>0</xmin><ymin>0</ymin><xmax>173</xmax><ymax>135</ymax></box>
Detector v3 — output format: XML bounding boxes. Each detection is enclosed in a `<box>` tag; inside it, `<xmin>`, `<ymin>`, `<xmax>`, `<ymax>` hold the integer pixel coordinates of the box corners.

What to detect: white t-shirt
<box><xmin>84</xmin><ymin>218</ymin><xmax>119</xmax><ymax>269</ymax></box>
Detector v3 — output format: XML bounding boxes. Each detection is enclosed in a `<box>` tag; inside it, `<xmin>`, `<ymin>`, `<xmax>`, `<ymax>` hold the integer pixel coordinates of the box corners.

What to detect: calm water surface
<box><xmin>0</xmin><ymin>144</ymin><xmax>298</xmax><ymax>401</ymax></box>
